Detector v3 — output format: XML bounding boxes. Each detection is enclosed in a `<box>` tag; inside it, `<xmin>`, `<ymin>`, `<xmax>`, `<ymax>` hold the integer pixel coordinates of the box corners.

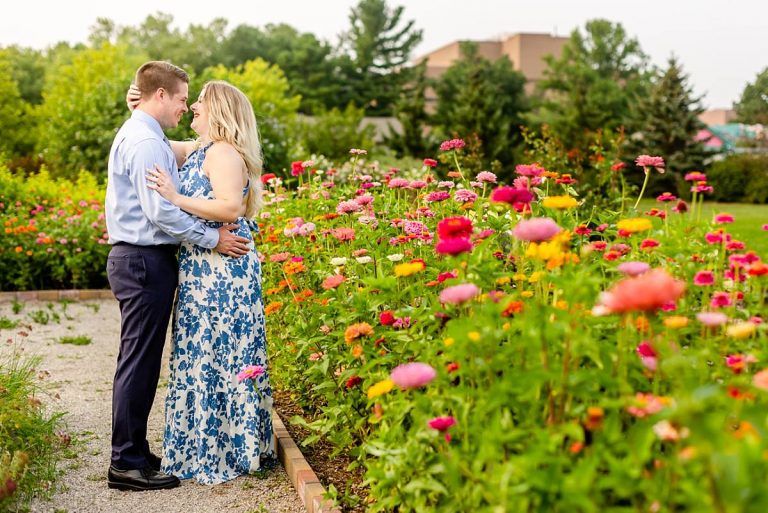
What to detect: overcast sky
<box><xmin>3</xmin><ymin>0</ymin><xmax>766</xmax><ymax>109</ymax></box>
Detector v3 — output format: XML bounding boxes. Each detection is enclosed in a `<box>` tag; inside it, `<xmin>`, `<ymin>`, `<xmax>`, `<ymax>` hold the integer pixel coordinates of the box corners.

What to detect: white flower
<box><xmin>356</xmin><ymin>256</ymin><xmax>373</xmax><ymax>264</ymax></box>
<box><xmin>330</xmin><ymin>257</ymin><xmax>348</xmax><ymax>266</ymax></box>
<box><xmin>387</xmin><ymin>254</ymin><xmax>404</xmax><ymax>262</ymax></box>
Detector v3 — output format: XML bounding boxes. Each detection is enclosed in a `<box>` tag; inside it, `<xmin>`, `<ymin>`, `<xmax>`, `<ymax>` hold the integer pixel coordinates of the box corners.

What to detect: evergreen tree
<box><xmin>384</xmin><ymin>61</ymin><xmax>433</xmax><ymax>157</ymax></box>
<box><xmin>433</xmin><ymin>43</ymin><xmax>527</xmax><ymax>176</ymax></box>
<box><xmin>735</xmin><ymin>67</ymin><xmax>768</xmax><ymax>125</ymax></box>
<box><xmin>340</xmin><ymin>0</ymin><xmax>422</xmax><ymax>115</ymax></box>
<box><xmin>534</xmin><ymin>19</ymin><xmax>650</xmax><ymax>151</ymax></box>
<box><xmin>629</xmin><ymin>57</ymin><xmax>710</xmax><ymax>195</ymax></box>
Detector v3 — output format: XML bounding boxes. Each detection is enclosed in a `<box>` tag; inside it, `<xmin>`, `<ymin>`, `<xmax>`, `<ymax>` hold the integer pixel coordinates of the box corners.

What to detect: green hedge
<box><xmin>707</xmin><ymin>153</ymin><xmax>768</xmax><ymax>203</ymax></box>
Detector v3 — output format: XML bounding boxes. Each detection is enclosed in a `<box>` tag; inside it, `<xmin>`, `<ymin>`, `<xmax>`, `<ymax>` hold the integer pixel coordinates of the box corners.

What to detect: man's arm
<box><xmin>127</xmin><ymin>139</ymin><xmax>220</xmax><ymax>248</ymax></box>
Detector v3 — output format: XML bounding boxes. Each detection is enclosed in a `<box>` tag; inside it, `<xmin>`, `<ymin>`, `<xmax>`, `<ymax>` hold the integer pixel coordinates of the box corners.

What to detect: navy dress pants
<box><xmin>107</xmin><ymin>243</ymin><xmax>178</xmax><ymax>470</ymax></box>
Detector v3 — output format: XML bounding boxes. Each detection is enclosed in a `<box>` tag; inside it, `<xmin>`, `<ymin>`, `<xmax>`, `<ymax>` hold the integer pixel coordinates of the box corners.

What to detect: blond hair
<box><xmin>199</xmin><ymin>81</ymin><xmax>263</xmax><ymax>217</ymax></box>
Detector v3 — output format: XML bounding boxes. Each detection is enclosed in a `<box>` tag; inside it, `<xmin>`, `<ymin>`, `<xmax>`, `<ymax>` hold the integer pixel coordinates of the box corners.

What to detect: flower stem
<box><xmin>633</xmin><ymin>168</ymin><xmax>651</xmax><ymax>211</ymax></box>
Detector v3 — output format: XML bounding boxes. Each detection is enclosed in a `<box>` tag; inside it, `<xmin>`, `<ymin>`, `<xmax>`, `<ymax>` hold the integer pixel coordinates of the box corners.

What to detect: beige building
<box><xmin>415</xmin><ymin>33</ymin><xmax>568</xmax><ymax>108</ymax></box>
<box><xmin>698</xmin><ymin>109</ymin><xmax>737</xmax><ymax>126</ymax></box>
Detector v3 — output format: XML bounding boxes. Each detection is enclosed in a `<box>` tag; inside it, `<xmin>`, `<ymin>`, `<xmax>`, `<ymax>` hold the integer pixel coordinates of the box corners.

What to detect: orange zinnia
<box><xmin>344</xmin><ymin>322</ymin><xmax>374</xmax><ymax>344</ymax></box>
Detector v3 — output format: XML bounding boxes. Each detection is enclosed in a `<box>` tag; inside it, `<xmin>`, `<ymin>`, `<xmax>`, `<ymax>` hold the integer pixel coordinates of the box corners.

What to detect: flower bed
<box><xmin>0</xmin><ymin>165</ymin><xmax>109</xmax><ymax>291</ymax></box>
<box><xmin>260</xmin><ymin>150</ymin><xmax>768</xmax><ymax>511</ymax></box>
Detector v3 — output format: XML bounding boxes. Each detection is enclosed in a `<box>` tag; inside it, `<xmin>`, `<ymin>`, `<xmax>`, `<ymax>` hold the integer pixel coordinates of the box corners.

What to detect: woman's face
<box><xmin>190</xmin><ymin>87</ymin><xmax>209</xmax><ymax>138</ymax></box>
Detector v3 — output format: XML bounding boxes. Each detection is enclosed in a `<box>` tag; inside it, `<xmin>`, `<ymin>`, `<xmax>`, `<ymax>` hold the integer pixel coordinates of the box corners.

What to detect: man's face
<box><xmin>159</xmin><ymin>81</ymin><xmax>189</xmax><ymax>129</ymax></box>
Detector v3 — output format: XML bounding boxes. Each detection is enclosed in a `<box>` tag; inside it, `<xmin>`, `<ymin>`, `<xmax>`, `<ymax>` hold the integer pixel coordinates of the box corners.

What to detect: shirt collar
<box><xmin>131</xmin><ymin>109</ymin><xmax>166</xmax><ymax>141</ymax></box>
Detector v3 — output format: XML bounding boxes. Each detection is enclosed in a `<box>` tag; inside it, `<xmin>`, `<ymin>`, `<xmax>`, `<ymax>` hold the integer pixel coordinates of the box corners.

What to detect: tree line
<box><xmin>0</xmin><ymin>0</ymin><xmax>766</xmax><ymax>192</ymax></box>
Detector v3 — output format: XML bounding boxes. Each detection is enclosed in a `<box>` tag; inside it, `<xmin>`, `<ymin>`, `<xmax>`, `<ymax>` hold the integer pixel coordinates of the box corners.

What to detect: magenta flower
<box><xmin>714</xmin><ymin>213</ymin><xmax>734</xmax><ymax>224</ymax></box>
<box><xmin>710</xmin><ymin>291</ymin><xmax>732</xmax><ymax>308</ymax></box>
<box><xmin>512</xmin><ymin>217</ymin><xmax>561</xmax><ymax>242</ymax></box>
<box><xmin>390</xmin><ymin>362</ymin><xmax>437</xmax><ymax>389</ymax></box>
<box><xmin>697</xmin><ymin>311</ymin><xmax>728</xmax><ymax>326</ymax></box>
<box><xmin>490</xmin><ymin>186</ymin><xmax>534</xmax><ymax>206</ymax></box>
<box><xmin>425</xmin><ymin>191</ymin><xmax>451</xmax><ymax>202</ymax></box>
<box><xmin>515</xmin><ymin>164</ymin><xmax>545</xmax><ymax>177</ymax></box>
<box><xmin>423</xmin><ymin>158</ymin><xmax>438</xmax><ymax>167</ymax></box>
<box><xmin>763</xmin><ymin>224</ymin><xmax>768</xmax><ymax>231</ymax></box>
<box><xmin>439</xmin><ymin>138</ymin><xmax>466</xmax><ymax>151</ymax></box>
<box><xmin>684</xmin><ymin>171</ymin><xmax>707</xmax><ymax>181</ymax></box>
<box><xmin>617</xmin><ymin>261</ymin><xmax>651</xmax><ymax>277</ymax></box>
<box><xmin>656</xmin><ymin>192</ymin><xmax>677</xmax><ymax>202</ymax></box>
<box><xmin>436</xmin><ymin>238</ymin><xmax>473</xmax><ymax>256</ymax></box>
<box><xmin>428</xmin><ymin>416</ymin><xmax>456</xmax><ymax>432</ymax></box>
<box><xmin>388</xmin><ymin>178</ymin><xmax>410</xmax><ymax>188</ymax></box>
<box><xmin>237</xmin><ymin>365</ymin><xmax>265</xmax><ymax>382</ymax></box>
<box><xmin>693</xmin><ymin>271</ymin><xmax>715</xmax><ymax>286</ymax></box>
<box><xmin>636</xmin><ymin>341</ymin><xmax>658</xmax><ymax>371</ymax></box>
<box><xmin>635</xmin><ymin>155</ymin><xmax>665</xmax><ymax>173</ymax></box>
<box><xmin>409</xmin><ymin>180</ymin><xmax>428</xmax><ymax>189</ymax></box>
<box><xmin>440</xmin><ymin>283</ymin><xmax>480</xmax><ymax>304</ymax></box>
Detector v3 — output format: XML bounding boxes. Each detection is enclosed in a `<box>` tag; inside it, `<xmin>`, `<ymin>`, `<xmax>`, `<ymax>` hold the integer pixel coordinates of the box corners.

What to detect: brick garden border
<box><xmin>0</xmin><ymin>289</ymin><xmax>340</xmax><ymax>513</ymax></box>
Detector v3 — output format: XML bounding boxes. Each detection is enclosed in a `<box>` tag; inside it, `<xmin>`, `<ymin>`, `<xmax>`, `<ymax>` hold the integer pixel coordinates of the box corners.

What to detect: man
<box><xmin>104</xmin><ymin>61</ymin><xmax>250</xmax><ymax>491</ymax></box>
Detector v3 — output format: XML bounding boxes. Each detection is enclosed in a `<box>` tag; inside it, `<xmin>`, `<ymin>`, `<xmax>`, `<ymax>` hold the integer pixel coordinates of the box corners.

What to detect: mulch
<box><xmin>273</xmin><ymin>389</ymin><xmax>368</xmax><ymax>513</ymax></box>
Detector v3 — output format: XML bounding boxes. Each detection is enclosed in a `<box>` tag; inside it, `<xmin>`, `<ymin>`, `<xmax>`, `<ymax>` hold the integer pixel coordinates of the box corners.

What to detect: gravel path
<box><xmin>0</xmin><ymin>299</ymin><xmax>305</xmax><ymax>513</ymax></box>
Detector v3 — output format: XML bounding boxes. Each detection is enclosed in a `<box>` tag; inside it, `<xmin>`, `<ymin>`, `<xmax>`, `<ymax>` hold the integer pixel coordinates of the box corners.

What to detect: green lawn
<box><xmin>640</xmin><ymin>200</ymin><xmax>768</xmax><ymax>257</ymax></box>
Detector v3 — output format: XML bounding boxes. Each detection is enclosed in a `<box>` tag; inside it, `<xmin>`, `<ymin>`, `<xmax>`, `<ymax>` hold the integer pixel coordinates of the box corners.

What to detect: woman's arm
<box><xmin>170</xmin><ymin>141</ymin><xmax>197</xmax><ymax>168</ymax></box>
<box><xmin>127</xmin><ymin>85</ymin><xmax>195</xmax><ymax>168</ymax></box>
<box><xmin>147</xmin><ymin>143</ymin><xmax>247</xmax><ymax>223</ymax></box>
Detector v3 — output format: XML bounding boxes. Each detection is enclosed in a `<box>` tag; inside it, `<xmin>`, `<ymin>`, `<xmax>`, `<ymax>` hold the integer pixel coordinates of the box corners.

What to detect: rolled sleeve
<box><xmin>127</xmin><ymin>140</ymin><xmax>219</xmax><ymax>249</ymax></box>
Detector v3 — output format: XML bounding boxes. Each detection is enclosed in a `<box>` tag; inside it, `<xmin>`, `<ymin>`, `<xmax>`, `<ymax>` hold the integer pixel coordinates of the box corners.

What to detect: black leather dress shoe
<box><xmin>107</xmin><ymin>466</ymin><xmax>180</xmax><ymax>491</ymax></box>
<box><xmin>145</xmin><ymin>452</ymin><xmax>162</xmax><ymax>472</ymax></box>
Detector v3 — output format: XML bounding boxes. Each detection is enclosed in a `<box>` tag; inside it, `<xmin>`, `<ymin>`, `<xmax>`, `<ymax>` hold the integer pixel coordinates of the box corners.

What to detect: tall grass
<box><xmin>0</xmin><ymin>349</ymin><xmax>65</xmax><ymax>511</ymax></box>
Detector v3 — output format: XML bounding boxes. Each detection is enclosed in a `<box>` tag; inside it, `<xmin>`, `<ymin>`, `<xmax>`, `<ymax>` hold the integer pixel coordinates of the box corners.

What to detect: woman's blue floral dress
<box><xmin>162</xmin><ymin>143</ymin><xmax>274</xmax><ymax>485</ymax></box>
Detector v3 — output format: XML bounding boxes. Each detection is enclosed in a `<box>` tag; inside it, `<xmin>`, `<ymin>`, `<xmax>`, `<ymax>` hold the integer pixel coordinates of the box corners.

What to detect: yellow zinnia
<box><xmin>542</xmin><ymin>195</ymin><xmax>578</xmax><ymax>209</ymax></box>
<box><xmin>617</xmin><ymin>218</ymin><xmax>653</xmax><ymax>233</ymax></box>
<box><xmin>663</xmin><ymin>316</ymin><xmax>689</xmax><ymax>329</ymax></box>
<box><xmin>367</xmin><ymin>379</ymin><xmax>395</xmax><ymax>399</ymax></box>
<box><xmin>726</xmin><ymin>322</ymin><xmax>756</xmax><ymax>339</ymax></box>
<box><xmin>394</xmin><ymin>261</ymin><xmax>425</xmax><ymax>277</ymax></box>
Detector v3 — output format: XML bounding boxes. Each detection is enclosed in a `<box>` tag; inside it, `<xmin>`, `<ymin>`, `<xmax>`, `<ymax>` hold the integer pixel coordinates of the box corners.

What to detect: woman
<box><xmin>130</xmin><ymin>81</ymin><xmax>274</xmax><ymax>484</ymax></box>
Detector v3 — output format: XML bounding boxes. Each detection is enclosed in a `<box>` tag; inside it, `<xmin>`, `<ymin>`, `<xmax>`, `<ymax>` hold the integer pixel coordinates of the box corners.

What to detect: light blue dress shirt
<box><xmin>105</xmin><ymin>110</ymin><xmax>219</xmax><ymax>248</ymax></box>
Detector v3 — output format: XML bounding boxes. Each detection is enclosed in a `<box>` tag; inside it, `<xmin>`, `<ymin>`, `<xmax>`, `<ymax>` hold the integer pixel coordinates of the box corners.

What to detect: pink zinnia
<box><xmin>330</xmin><ymin>228</ymin><xmax>356</xmax><ymax>241</ymax></box>
<box><xmin>714</xmin><ymin>213</ymin><xmax>734</xmax><ymax>224</ymax></box>
<box><xmin>390</xmin><ymin>362</ymin><xmax>437</xmax><ymax>389</ymax></box>
<box><xmin>656</xmin><ymin>192</ymin><xmax>677</xmax><ymax>202</ymax></box>
<box><xmin>599</xmin><ymin>268</ymin><xmax>685</xmax><ymax>314</ymax></box>
<box><xmin>693</xmin><ymin>271</ymin><xmax>715</xmax><ymax>286</ymax></box>
<box><xmin>423</xmin><ymin>158</ymin><xmax>438</xmax><ymax>167</ymax></box>
<box><xmin>763</xmin><ymin>224</ymin><xmax>768</xmax><ymax>231</ymax></box>
<box><xmin>511</xmin><ymin>217</ymin><xmax>561</xmax><ymax>242</ymax></box>
<box><xmin>322</xmin><ymin>274</ymin><xmax>346</xmax><ymax>290</ymax></box>
<box><xmin>454</xmin><ymin>189</ymin><xmax>478</xmax><ymax>203</ymax></box>
<box><xmin>439</xmin><ymin>283</ymin><xmax>480</xmax><ymax>304</ymax></box>
<box><xmin>626</xmin><ymin>393</ymin><xmax>667</xmax><ymax>417</ymax></box>
<box><xmin>439</xmin><ymin>139</ymin><xmax>465</xmax><ymax>151</ymax></box>
<box><xmin>490</xmin><ymin>186</ymin><xmax>534</xmax><ymax>205</ymax></box>
<box><xmin>336</xmin><ymin>200</ymin><xmax>362</xmax><ymax>214</ymax></box>
<box><xmin>684</xmin><ymin>171</ymin><xmax>707</xmax><ymax>181</ymax></box>
<box><xmin>635</xmin><ymin>155</ymin><xmax>665</xmax><ymax>173</ymax></box>
<box><xmin>428</xmin><ymin>416</ymin><xmax>456</xmax><ymax>431</ymax></box>
<box><xmin>388</xmin><ymin>178</ymin><xmax>410</xmax><ymax>188</ymax></box>
<box><xmin>436</xmin><ymin>237</ymin><xmax>473</xmax><ymax>256</ymax></box>
<box><xmin>237</xmin><ymin>365</ymin><xmax>265</xmax><ymax>382</ymax></box>
<box><xmin>475</xmin><ymin>171</ymin><xmax>497</xmax><ymax>183</ymax></box>
<box><xmin>515</xmin><ymin>164</ymin><xmax>545</xmax><ymax>177</ymax></box>
<box><xmin>710</xmin><ymin>291</ymin><xmax>732</xmax><ymax>308</ymax></box>
<box><xmin>409</xmin><ymin>180</ymin><xmax>428</xmax><ymax>189</ymax></box>
<box><xmin>617</xmin><ymin>261</ymin><xmax>651</xmax><ymax>277</ymax></box>
<box><xmin>696</xmin><ymin>311</ymin><xmax>728</xmax><ymax>326</ymax></box>
<box><xmin>753</xmin><ymin>369</ymin><xmax>768</xmax><ymax>391</ymax></box>
<box><xmin>425</xmin><ymin>191</ymin><xmax>451</xmax><ymax>202</ymax></box>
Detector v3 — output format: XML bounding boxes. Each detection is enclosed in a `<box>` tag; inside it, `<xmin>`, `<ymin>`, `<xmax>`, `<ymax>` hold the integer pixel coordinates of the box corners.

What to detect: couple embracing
<box><xmin>105</xmin><ymin>61</ymin><xmax>273</xmax><ymax>490</ymax></box>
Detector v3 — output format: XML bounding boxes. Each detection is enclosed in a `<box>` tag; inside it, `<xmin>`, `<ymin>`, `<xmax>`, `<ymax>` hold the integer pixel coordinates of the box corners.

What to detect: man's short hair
<box><xmin>134</xmin><ymin>61</ymin><xmax>189</xmax><ymax>99</ymax></box>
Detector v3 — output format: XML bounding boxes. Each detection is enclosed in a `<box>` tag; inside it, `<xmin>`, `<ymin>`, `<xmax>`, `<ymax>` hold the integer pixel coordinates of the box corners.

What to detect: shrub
<box><xmin>0</xmin><ymin>163</ymin><xmax>109</xmax><ymax>291</ymax></box>
<box><xmin>0</xmin><ymin>350</ymin><xmax>66</xmax><ymax>510</ymax></box>
<box><xmin>707</xmin><ymin>153</ymin><xmax>768</xmax><ymax>203</ymax></box>
<box><xmin>296</xmin><ymin>104</ymin><xmax>375</xmax><ymax>163</ymax></box>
